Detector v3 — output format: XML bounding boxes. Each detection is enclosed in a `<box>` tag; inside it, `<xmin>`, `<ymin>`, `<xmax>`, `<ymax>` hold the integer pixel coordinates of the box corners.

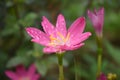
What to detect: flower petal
<box><xmin>43</xmin><ymin>47</ymin><xmax>57</xmax><ymax>54</ymax></box>
<box><xmin>97</xmin><ymin>8</ymin><xmax>104</xmax><ymax>28</ymax></box>
<box><xmin>70</xmin><ymin>32</ymin><xmax>91</xmax><ymax>45</ymax></box>
<box><xmin>28</xmin><ymin>64</ymin><xmax>36</xmax><ymax>77</ymax></box>
<box><xmin>16</xmin><ymin>64</ymin><xmax>26</xmax><ymax>76</ymax></box>
<box><xmin>87</xmin><ymin>10</ymin><xmax>98</xmax><ymax>27</ymax></box>
<box><xmin>65</xmin><ymin>43</ymin><xmax>84</xmax><ymax>50</ymax></box>
<box><xmin>97</xmin><ymin>73</ymin><xmax>107</xmax><ymax>80</ymax></box>
<box><xmin>88</xmin><ymin>8</ymin><xmax>104</xmax><ymax>35</ymax></box>
<box><xmin>31</xmin><ymin>74</ymin><xmax>40</xmax><ymax>80</ymax></box>
<box><xmin>96</xmin><ymin>7</ymin><xmax>104</xmax><ymax>15</ymax></box>
<box><xmin>68</xmin><ymin>17</ymin><xmax>86</xmax><ymax>40</ymax></box>
<box><xmin>41</xmin><ymin>16</ymin><xmax>55</xmax><ymax>35</ymax></box>
<box><xmin>26</xmin><ymin>27</ymin><xmax>50</xmax><ymax>46</ymax></box>
<box><xmin>5</xmin><ymin>71</ymin><xmax>18</xmax><ymax>80</ymax></box>
<box><xmin>56</xmin><ymin>14</ymin><xmax>67</xmax><ymax>37</ymax></box>
<box><xmin>88</xmin><ymin>10</ymin><xmax>101</xmax><ymax>30</ymax></box>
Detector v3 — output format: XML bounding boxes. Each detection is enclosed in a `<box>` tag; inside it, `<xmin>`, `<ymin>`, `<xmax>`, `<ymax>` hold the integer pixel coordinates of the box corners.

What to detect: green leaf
<box><xmin>6</xmin><ymin>56</ymin><xmax>28</xmax><ymax>68</ymax></box>
<box><xmin>105</xmin><ymin>40</ymin><xmax>120</xmax><ymax>64</ymax></box>
<box><xmin>35</xmin><ymin>60</ymin><xmax>48</xmax><ymax>76</ymax></box>
<box><xmin>33</xmin><ymin>43</ymin><xmax>44</xmax><ymax>58</ymax></box>
<box><xmin>19</xmin><ymin>13</ymin><xmax>37</xmax><ymax>27</ymax></box>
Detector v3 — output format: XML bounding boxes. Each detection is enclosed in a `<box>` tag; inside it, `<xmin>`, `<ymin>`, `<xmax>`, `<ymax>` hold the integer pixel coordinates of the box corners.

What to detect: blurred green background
<box><xmin>0</xmin><ymin>0</ymin><xmax>120</xmax><ymax>80</ymax></box>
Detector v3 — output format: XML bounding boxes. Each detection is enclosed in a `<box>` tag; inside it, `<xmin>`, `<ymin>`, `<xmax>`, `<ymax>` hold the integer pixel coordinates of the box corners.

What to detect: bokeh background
<box><xmin>0</xmin><ymin>0</ymin><xmax>120</xmax><ymax>80</ymax></box>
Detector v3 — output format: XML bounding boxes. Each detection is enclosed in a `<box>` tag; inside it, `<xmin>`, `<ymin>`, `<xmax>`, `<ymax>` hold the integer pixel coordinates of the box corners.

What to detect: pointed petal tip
<box><xmin>42</xmin><ymin>16</ymin><xmax>45</xmax><ymax>18</ymax></box>
<box><xmin>5</xmin><ymin>70</ymin><xmax>15</xmax><ymax>77</ymax></box>
<box><xmin>87</xmin><ymin>10</ymin><xmax>91</xmax><ymax>16</ymax></box>
<box><xmin>81</xmin><ymin>43</ymin><xmax>85</xmax><ymax>46</ymax></box>
<box><xmin>28</xmin><ymin>64</ymin><xmax>36</xmax><ymax>73</ymax></box>
<box><xmin>42</xmin><ymin>16</ymin><xmax>47</xmax><ymax>23</ymax></box>
<box><xmin>80</xmin><ymin>17</ymin><xmax>86</xmax><ymax>24</ymax></box>
<box><xmin>87</xmin><ymin>10</ymin><xmax>93</xmax><ymax>18</ymax></box>
<box><xmin>42</xmin><ymin>16</ymin><xmax>50</xmax><ymax>23</ymax></box>
<box><xmin>101</xmin><ymin>7</ymin><xmax>104</xmax><ymax>10</ymax></box>
<box><xmin>25</xmin><ymin>27</ymin><xmax>34</xmax><ymax>31</ymax></box>
<box><xmin>25</xmin><ymin>27</ymin><xmax>36</xmax><ymax>35</ymax></box>
<box><xmin>80</xmin><ymin>17</ymin><xmax>85</xmax><ymax>20</ymax></box>
<box><xmin>88</xmin><ymin>32</ymin><xmax>92</xmax><ymax>36</ymax></box>
<box><xmin>58</xmin><ymin>14</ymin><xmax>64</xmax><ymax>17</ymax></box>
<box><xmin>84</xmin><ymin>32</ymin><xmax>92</xmax><ymax>37</ymax></box>
<box><xmin>76</xmin><ymin>17</ymin><xmax>85</xmax><ymax>24</ymax></box>
<box><xmin>42</xmin><ymin>16</ymin><xmax>46</xmax><ymax>20</ymax></box>
<box><xmin>100</xmin><ymin>7</ymin><xmax>104</xmax><ymax>13</ymax></box>
<box><xmin>57</xmin><ymin>14</ymin><xmax>65</xmax><ymax>20</ymax></box>
<box><xmin>25</xmin><ymin>27</ymin><xmax>32</xmax><ymax>33</ymax></box>
<box><xmin>25</xmin><ymin>27</ymin><xmax>30</xmax><ymax>31</ymax></box>
<box><xmin>31</xmin><ymin>39</ymin><xmax>34</xmax><ymax>42</ymax></box>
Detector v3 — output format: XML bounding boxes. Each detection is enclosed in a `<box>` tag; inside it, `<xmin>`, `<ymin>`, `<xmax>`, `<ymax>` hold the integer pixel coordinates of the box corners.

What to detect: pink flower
<box><xmin>5</xmin><ymin>64</ymin><xmax>40</xmax><ymax>80</ymax></box>
<box><xmin>88</xmin><ymin>8</ymin><xmax>104</xmax><ymax>37</ymax></box>
<box><xmin>97</xmin><ymin>73</ymin><xmax>107</xmax><ymax>80</ymax></box>
<box><xmin>26</xmin><ymin>14</ymin><xmax>91</xmax><ymax>53</ymax></box>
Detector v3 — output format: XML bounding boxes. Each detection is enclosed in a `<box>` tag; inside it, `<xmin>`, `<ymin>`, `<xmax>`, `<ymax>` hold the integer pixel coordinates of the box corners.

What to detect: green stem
<box><xmin>97</xmin><ymin>48</ymin><xmax>102</xmax><ymax>76</ymax></box>
<box><xmin>74</xmin><ymin>58</ymin><xmax>79</xmax><ymax>80</ymax></box>
<box><xmin>57</xmin><ymin>53</ymin><xmax>64</xmax><ymax>80</ymax></box>
<box><xmin>96</xmin><ymin>36</ymin><xmax>103</xmax><ymax>77</ymax></box>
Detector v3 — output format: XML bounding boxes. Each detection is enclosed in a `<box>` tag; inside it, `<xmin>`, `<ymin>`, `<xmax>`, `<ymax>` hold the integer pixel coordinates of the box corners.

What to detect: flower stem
<box><xmin>57</xmin><ymin>53</ymin><xmax>64</xmax><ymax>80</ymax></box>
<box><xmin>74</xmin><ymin>53</ymin><xmax>80</xmax><ymax>80</ymax></box>
<box><xmin>74</xmin><ymin>58</ymin><xmax>79</xmax><ymax>80</ymax></box>
<box><xmin>97</xmin><ymin>47</ymin><xmax>102</xmax><ymax>76</ymax></box>
<box><xmin>96</xmin><ymin>36</ymin><xmax>103</xmax><ymax>77</ymax></box>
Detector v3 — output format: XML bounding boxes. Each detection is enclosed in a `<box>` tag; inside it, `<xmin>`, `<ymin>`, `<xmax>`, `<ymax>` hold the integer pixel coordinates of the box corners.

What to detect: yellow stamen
<box><xmin>64</xmin><ymin>33</ymin><xmax>70</xmax><ymax>42</ymax></box>
<box><xmin>57</xmin><ymin>32</ymin><xmax>65</xmax><ymax>40</ymax></box>
<box><xmin>49</xmin><ymin>32</ymin><xmax>70</xmax><ymax>46</ymax></box>
<box><xmin>50</xmin><ymin>35</ymin><xmax>57</xmax><ymax>41</ymax></box>
<box><xmin>50</xmin><ymin>35</ymin><xmax>61</xmax><ymax>42</ymax></box>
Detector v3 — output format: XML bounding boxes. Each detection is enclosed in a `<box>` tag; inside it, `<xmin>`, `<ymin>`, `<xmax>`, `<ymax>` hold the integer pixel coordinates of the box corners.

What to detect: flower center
<box><xmin>49</xmin><ymin>32</ymin><xmax>70</xmax><ymax>46</ymax></box>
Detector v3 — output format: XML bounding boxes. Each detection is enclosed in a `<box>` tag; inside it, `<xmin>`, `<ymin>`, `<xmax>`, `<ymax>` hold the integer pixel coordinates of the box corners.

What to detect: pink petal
<box><xmin>56</xmin><ymin>14</ymin><xmax>67</xmax><ymax>37</ymax></box>
<box><xmin>16</xmin><ymin>64</ymin><xmax>27</xmax><ymax>76</ymax></box>
<box><xmin>43</xmin><ymin>47</ymin><xmax>57</xmax><ymax>54</ymax></box>
<box><xmin>68</xmin><ymin>17</ymin><xmax>86</xmax><ymax>40</ymax></box>
<box><xmin>70</xmin><ymin>32</ymin><xmax>91</xmax><ymax>45</ymax></box>
<box><xmin>65</xmin><ymin>43</ymin><xmax>84</xmax><ymax>50</ymax></box>
<box><xmin>97</xmin><ymin>7</ymin><xmax>104</xmax><ymax>15</ymax></box>
<box><xmin>97</xmin><ymin>8</ymin><xmax>104</xmax><ymax>28</ymax></box>
<box><xmin>97</xmin><ymin>72</ymin><xmax>107</xmax><ymax>80</ymax></box>
<box><xmin>87</xmin><ymin>10</ymin><xmax>95</xmax><ymax>19</ymax></box>
<box><xmin>88</xmin><ymin>8</ymin><xmax>104</xmax><ymax>35</ymax></box>
<box><xmin>26</xmin><ymin>27</ymin><xmax>50</xmax><ymax>46</ymax></box>
<box><xmin>78</xmin><ymin>32</ymin><xmax>91</xmax><ymax>42</ymax></box>
<box><xmin>41</xmin><ymin>16</ymin><xmax>55</xmax><ymax>35</ymax></box>
<box><xmin>31</xmin><ymin>74</ymin><xmax>40</xmax><ymax>80</ymax></box>
<box><xmin>5</xmin><ymin>71</ymin><xmax>18</xmax><ymax>80</ymax></box>
<box><xmin>28</xmin><ymin>64</ymin><xmax>36</xmax><ymax>77</ymax></box>
<box><xmin>87</xmin><ymin>10</ymin><xmax>99</xmax><ymax>27</ymax></box>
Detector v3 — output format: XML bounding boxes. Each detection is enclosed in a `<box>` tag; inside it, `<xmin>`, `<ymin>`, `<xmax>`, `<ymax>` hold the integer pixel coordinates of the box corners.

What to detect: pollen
<box><xmin>49</xmin><ymin>32</ymin><xmax>70</xmax><ymax>46</ymax></box>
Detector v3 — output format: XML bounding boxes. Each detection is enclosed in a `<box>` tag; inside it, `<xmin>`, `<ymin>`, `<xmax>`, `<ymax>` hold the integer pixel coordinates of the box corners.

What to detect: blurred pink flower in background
<box><xmin>88</xmin><ymin>8</ymin><xmax>104</xmax><ymax>37</ymax></box>
<box><xmin>5</xmin><ymin>64</ymin><xmax>40</xmax><ymax>80</ymax></box>
<box><xmin>97</xmin><ymin>73</ymin><xmax>107</xmax><ymax>80</ymax></box>
<box><xmin>26</xmin><ymin>14</ymin><xmax>91</xmax><ymax>53</ymax></box>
